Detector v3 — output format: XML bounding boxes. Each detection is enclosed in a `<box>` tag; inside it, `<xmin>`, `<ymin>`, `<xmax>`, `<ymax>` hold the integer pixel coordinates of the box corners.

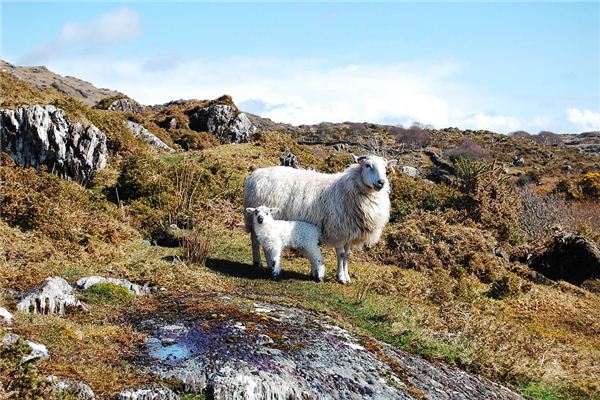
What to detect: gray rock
<box><xmin>116</xmin><ymin>383</ymin><xmax>179</xmax><ymax>400</ymax></box>
<box><xmin>513</xmin><ymin>156</ymin><xmax>525</xmax><ymax>167</ymax></box>
<box><xmin>0</xmin><ymin>105</ymin><xmax>108</xmax><ymax>183</ymax></box>
<box><xmin>0</xmin><ymin>307</ymin><xmax>13</xmax><ymax>324</ymax></box>
<box><xmin>17</xmin><ymin>277</ymin><xmax>87</xmax><ymax>315</ymax></box>
<box><xmin>48</xmin><ymin>376</ymin><xmax>95</xmax><ymax>399</ymax></box>
<box><xmin>76</xmin><ymin>276</ymin><xmax>154</xmax><ymax>296</ymax></box>
<box><xmin>1</xmin><ymin>333</ymin><xmax>49</xmax><ymax>362</ymax></box>
<box><xmin>188</xmin><ymin>104</ymin><xmax>257</xmax><ymax>144</ymax></box>
<box><xmin>137</xmin><ymin>299</ymin><xmax>521</xmax><ymax>400</ymax></box>
<box><xmin>107</xmin><ymin>98</ymin><xmax>146</xmax><ymax>114</ymax></box>
<box><xmin>401</xmin><ymin>165</ymin><xmax>420</xmax><ymax>177</ymax></box>
<box><xmin>125</xmin><ymin>120</ymin><xmax>174</xmax><ymax>152</ymax></box>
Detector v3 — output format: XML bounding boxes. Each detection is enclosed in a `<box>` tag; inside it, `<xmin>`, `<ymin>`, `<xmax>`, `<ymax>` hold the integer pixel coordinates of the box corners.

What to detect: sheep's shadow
<box><xmin>205</xmin><ymin>258</ymin><xmax>313</xmax><ymax>282</ymax></box>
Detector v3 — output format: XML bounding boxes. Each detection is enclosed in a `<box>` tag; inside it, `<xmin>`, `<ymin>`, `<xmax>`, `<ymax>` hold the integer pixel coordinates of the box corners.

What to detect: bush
<box><xmin>380</xmin><ymin>211</ymin><xmax>504</xmax><ymax>282</ymax></box>
<box><xmin>487</xmin><ymin>275</ymin><xmax>527</xmax><ymax>299</ymax></box>
<box><xmin>0</xmin><ymin>157</ymin><xmax>132</xmax><ymax>250</ymax></box>
<box><xmin>391</xmin><ymin>124</ymin><xmax>431</xmax><ymax>149</ymax></box>
<box><xmin>83</xmin><ymin>282</ymin><xmax>133</xmax><ymax>304</ymax></box>
<box><xmin>454</xmin><ymin>158</ymin><xmax>522</xmax><ymax>243</ymax></box>
<box><xmin>446</xmin><ymin>139</ymin><xmax>492</xmax><ymax>162</ymax></box>
<box><xmin>180</xmin><ymin>229</ymin><xmax>211</xmax><ymax>265</ymax></box>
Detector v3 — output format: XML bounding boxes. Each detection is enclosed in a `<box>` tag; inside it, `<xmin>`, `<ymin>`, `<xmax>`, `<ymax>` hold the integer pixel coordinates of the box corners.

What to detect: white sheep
<box><xmin>245</xmin><ymin>205</ymin><xmax>325</xmax><ymax>281</ymax></box>
<box><xmin>244</xmin><ymin>155</ymin><xmax>397</xmax><ymax>284</ymax></box>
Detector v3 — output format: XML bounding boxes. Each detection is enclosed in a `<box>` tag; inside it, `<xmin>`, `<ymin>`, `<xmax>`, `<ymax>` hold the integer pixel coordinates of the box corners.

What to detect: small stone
<box><xmin>48</xmin><ymin>375</ymin><xmax>95</xmax><ymax>399</ymax></box>
<box><xmin>23</xmin><ymin>340</ymin><xmax>49</xmax><ymax>362</ymax></box>
<box><xmin>0</xmin><ymin>307</ymin><xmax>13</xmax><ymax>324</ymax></box>
<box><xmin>76</xmin><ymin>276</ymin><xmax>154</xmax><ymax>296</ymax></box>
<box><xmin>400</xmin><ymin>165</ymin><xmax>420</xmax><ymax>177</ymax></box>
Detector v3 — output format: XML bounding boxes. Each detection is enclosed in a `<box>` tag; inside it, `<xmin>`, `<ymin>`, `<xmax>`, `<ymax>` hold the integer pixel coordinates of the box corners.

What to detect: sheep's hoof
<box><xmin>271</xmin><ymin>272</ymin><xmax>281</xmax><ymax>281</ymax></box>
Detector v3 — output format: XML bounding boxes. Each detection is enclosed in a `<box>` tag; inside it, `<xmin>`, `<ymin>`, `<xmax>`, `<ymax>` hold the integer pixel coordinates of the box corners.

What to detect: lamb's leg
<box><xmin>270</xmin><ymin>249</ymin><xmax>282</xmax><ymax>280</ymax></box>
<box><xmin>250</xmin><ymin>228</ymin><xmax>263</xmax><ymax>269</ymax></box>
<box><xmin>336</xmin><ymin>246</ymin><xmax>349</xmax><ymax>284</ymax></box>
<box><xmin>305</xmin><ymin>245</ymin><xmax>325</xmax><ymax>282</ymax></box>
<box><xmin>264</xmin><ymin>246</ymin><xmax>273</xmax><ymax>271</ymax></box>
<box><xmin>343</xmin><ymin>243</ymin><xmax>351</xmax><ymax>283</ymax></box>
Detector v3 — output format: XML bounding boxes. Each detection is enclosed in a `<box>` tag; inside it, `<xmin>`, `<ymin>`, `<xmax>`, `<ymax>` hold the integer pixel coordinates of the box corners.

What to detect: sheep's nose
<box><xmin>257</xmin><ymin>217</ymin><xmax>264</xmax><ymax>224</ymax></box>
<box><xmin>375</xmin><ymin>179</ymin><xmax>385</xmax><ymax>190</ymax></box>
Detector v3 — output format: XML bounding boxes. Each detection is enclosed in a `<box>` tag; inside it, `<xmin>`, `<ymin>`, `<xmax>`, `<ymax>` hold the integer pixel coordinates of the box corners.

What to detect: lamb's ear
<box><xmin>351</xmin><ymin>154</ymin><xmax>359</xmax><ymax>163</ymax></box>
<box><xmin>353</xmin><ymin>155</ymin><xmax>367</xmax><ymax>164</ymax></box>
<box><xmin>269</xmin><ymin>207</ymin><xmax>280</xmax><ymax>214</ymax></box>
<box><xmin>245</xmin><ymin>208</ymin><xmax>255</xmax><ymax>214</ymax></box>
<box><xmin>387</xmin><ymin>159</ymin><xmax>398</xmax><ymax>168</ymax></box>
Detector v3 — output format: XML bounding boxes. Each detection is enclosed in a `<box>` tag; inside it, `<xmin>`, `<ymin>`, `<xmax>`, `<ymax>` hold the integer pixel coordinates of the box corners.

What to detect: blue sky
<box><xmin>2</xmin><ymin>2</ymin><xmax>599</xmax><ymax>133</ymax></box>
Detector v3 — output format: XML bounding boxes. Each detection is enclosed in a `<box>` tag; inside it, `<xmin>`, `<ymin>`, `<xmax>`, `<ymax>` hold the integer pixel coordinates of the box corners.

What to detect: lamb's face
<box><xmin>356</xmin><ymin>155</ymin><xmax>398</xmax><ymax>191</ymax></box>
<box><xmin>246</xmin><ymin>205</ymin><xmax>276</xmax><ymax>225</ymax></box>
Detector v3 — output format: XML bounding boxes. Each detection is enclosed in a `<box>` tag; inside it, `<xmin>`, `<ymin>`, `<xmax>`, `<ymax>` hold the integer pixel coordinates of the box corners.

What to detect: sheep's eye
<box><xmin>366</xmin><ymin>164</ymin><xmax>371</xmax><ymax>169</ymax></box>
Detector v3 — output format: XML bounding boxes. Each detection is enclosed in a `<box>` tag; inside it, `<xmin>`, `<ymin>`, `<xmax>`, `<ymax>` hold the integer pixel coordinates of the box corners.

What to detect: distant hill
<box><xmin>0</xmin><ymin>60</ymin><xmax>122</xmax><ymax>106</ymax></box>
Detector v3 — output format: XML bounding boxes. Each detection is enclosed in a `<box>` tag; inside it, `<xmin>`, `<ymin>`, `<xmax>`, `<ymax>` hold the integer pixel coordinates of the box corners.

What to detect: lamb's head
<box><xmin>246</xmin><ymin>205</ymin><xmax>279</xmax><ymax>225</ymax></box>
<box><xmin>353</xmin><ymin>155</ymin><xmax>398</xmax><ymax>191</ymax></box>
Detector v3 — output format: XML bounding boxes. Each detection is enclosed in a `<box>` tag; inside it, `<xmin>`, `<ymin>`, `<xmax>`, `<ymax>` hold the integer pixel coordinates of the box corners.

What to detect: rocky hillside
<box><xmin>0</xmin><ymin>60</ymin><xmax>122</xmax><ymax>106</ymax></box>
<box><xmin>1</xmin><ymin>65</ymin><xmax>599</xmax><ymax>400</ymax></box>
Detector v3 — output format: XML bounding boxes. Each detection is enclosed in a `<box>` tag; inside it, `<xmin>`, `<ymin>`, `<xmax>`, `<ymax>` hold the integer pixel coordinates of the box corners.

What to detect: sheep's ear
<box><xmin>353</xmin><ymin>155</ymin><xmax>367</xmax><ymax>164</ymax></box>
<box><xmin>351</xmin><ymin>154</ymin><xmax>359</xmax><ymax>163</ymax></box>
<box><xmin>387</xmin><ymin>159</ymin><xmax>398</xmax><ymax>168</ymax></box>
<box><xmin>245</xmin><ymin>208</ymin><xmax>255</xmax><ymax>214</ymax></box>
<box><xmin>269</xmin><ymin>207</ymin><xmax>280</xmax><ymax>214</ymax></box>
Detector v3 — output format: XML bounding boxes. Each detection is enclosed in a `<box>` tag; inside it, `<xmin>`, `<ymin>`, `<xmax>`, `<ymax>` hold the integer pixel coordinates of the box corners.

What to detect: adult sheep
<box><xmin>243</xmin><ymin>155</ymin><xmax>397</xmax><ymax>283</ymax></box>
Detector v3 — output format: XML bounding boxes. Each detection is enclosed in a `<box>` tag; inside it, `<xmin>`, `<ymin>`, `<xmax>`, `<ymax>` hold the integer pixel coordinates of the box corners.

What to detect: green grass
<box><xmin>82</xmin><ymin>282</ymin><xmax>134</xmax><ymax>304</ymax></box>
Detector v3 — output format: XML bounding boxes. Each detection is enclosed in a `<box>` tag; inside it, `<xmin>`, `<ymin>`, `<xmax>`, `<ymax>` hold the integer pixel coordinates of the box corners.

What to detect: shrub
<box><xmin>454</xmin><ymin>158</ymin><xmax>522</xmax><ymax>243</ymax></box>
<box><xmin>446</xmin><ymin>139</ymin><xmax>492</xmax><ymax>162</ymax></box>
<box><xmin>391</xmin><ymin>124</ymin><xmax>431</xmax><ymax>149</ymax></box>
<box><xmin>380</xmin><ymin>210</ymin><xmax>504</xmax><ymax>282</ymax></box>
<box><xmin>180</xmin><ymin>229</ymin><xmax>211</xmax><ymax>265</ymax></box>
<box><xmin>487</xmin><ymin>274</ymin><xmax>527</xmax><ymax>299</ymax></box>
<box><xmin>0</xmin><ymin>158</ymin><xmax>132</xmax><ymax>250</ymax></box>
<box><xmin>83</xmin><ymin>282</ymin><xmax>133</xmax><ymax>304</ymax></box>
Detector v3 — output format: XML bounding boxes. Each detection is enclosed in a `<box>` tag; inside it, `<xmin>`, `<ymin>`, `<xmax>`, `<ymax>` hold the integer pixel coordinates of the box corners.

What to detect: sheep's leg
<box><xmin>343</xmin><ymin>243</ymin><xmax>351</xmax><ymax>283</ymax></box>
<box><xmin>264</xmin><ymin>246</ymin><xmax>274</xmax><ymax>271</ymax></box>
<box><xmin>251</xmin><ymin>229</ymin><xmax>263</xmax><ymax>269</ymax></box>
<box><xmin>336</xmin><ymin>246</ymin><xmax>349</xmax><ymax>284</ymax></box>
<box><xmin>270</xmin><ymin>249</ymin><xmax>282</xmax><ymax>280</ymax></box>
<box><xmin>304</xmin><ymin>245</ymin><xmax>325</xmax><ymax>282</ymax></box>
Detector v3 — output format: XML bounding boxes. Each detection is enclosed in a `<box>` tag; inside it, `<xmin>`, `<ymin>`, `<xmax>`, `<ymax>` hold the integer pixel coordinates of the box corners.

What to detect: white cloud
<box><xmin>20</xmin><ymin>8</ymin><xmax>141</xmax><ymax>64</ymax></box>
<box><xmin>566</xmin><ymin>108</ymin><xmax>600</xmax><ymax>131</ymax></box>
<box><xmin>39</xmin><ymin>54</ymin><xmax>531</xmax><ymax>133</ymax></box>
<box><xmin>456</xmin><ymin>113</ymin><xmax>521</xmax><ymax>133</ymax></box>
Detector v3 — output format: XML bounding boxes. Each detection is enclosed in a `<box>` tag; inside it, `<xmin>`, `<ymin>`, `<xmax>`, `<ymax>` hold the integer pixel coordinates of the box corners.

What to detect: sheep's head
<box><xmin>353</xmin><ymin>155</ymin><xmax>398</xmax><ymax>191</ymax></box>
<box><xmin>246</xmin><ymin>205</ymin><xmax>279</xmax><ymax>225</ymax></box>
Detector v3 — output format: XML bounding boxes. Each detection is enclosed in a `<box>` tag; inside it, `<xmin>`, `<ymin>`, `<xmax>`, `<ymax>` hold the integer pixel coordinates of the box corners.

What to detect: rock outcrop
<box><xmin>1</xmin><ymin>333</ymin><xmax>50</xmax><ymax>363</ymax></box>
<box><xmin>0</xmin><ymin>307</ymin><xmax>13</xmax><ymax>324</ymax></box>
<box><xmin>17</xmin><ymin>277</ymin><xmax>87</xmax><ymax>315</ymax></box>
<box><xmin>401</xmin><ymin>165</ymin><xmax>420</xmax><ymax>177</ymax></box>
<box><xmin>125</xmin><ymin>121</ymin><xmax>174</xmax><ymax>152</ymax></box>
<box><xmin>0</xmin><ymin>105</ymin><xmax>108</xmax><ymax>183</ymax></box>
<box><xmin>135</xmin><ymin>297</ymin><xmax>521</xmax><ymax>400</ymax></box>
<box><xmin>116</xmin><ymin>383</ymin><xmax>179</xmax><ymax>400</ymax></box>
<box><xmin>530</xmin><ymin>232</ymin><xmax>600</xmax><ymax>285</ymax></box>
<box><xmin>48</xmin><ymin>376</ymin><xmax>96</xmax><ymax>400</ymax></box>
<box><xmin>107</xmin><ymin>98</ymin><xmax>146</xmax><ymax>114</ymax></box>
<box><xmin>76</xmin><ymin>276</ymin><xmax>154</xmax><ymax>296</ymax></box>
<box><xmin>187</xmin><ymin>104</ymin><xmax>257</xmax><ymax>144</ymax></box>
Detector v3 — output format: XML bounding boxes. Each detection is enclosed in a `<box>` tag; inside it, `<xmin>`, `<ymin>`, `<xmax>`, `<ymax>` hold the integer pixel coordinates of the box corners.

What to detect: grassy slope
<box><xmin>1</xmin><ymin>76</ymin><xmax>599</xmax><ymax>399</ymax></box>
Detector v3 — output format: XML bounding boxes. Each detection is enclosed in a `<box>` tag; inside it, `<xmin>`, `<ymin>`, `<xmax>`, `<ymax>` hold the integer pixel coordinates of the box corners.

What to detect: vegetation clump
<box><xmin>83</xmin><ymin>282</ymin><xmax>134</xmax><ymax>304</ymax></box>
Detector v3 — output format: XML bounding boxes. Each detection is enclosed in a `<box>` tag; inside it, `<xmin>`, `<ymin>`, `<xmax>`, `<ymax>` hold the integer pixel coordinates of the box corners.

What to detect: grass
<box><xmin>2</xmin><ymin>74</ymin><xmax>600</xmax><ymax>398</ymax></box>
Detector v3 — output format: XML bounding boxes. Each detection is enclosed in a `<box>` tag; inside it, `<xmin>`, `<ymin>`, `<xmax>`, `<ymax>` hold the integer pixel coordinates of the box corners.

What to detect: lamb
<box><xmin>245</xmin><ymin>205</ymin><xmax>325</xmax><ymax>281</ymax></box>
<box><xmin>244</xmin><ymin>155</ymin><xmax>397</xmax><ymax>283</ymax></box>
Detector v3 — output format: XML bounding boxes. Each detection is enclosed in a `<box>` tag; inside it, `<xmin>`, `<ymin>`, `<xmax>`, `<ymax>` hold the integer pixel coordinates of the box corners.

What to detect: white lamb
<box><xmin>245</xmin><ymin>205</ymin><xmax>325</xmax><ymax>282</ymax></box>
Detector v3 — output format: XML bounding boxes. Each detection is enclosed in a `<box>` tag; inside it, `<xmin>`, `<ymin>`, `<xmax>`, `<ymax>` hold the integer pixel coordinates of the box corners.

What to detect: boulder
<box><xmin>512</xmin><ymin>156</ymin><xmax>525</xmax><ymax>166</ymax></box>
<box><xmin>136</xmin><ymin>298</ymin><xmax>521</xmax><ymax>399</ymax></box>
<box><xmin>23</xmin><ymin>340</ymin><xmax>50</xmax><ymax>362</ymax></box>
<box><xmin>0</xmin><ymin>105</ymin><xmax>108</xmax><ymax>183</ymax></box>
<box><xmin>116</xmin><ymin>383</ymin><xmax>179</xmax><ymax>400</ymax></box>
<box><xmin>17</xmin><ymin>277</ymin><xmax>87</xmax><ymax>315</ymax></box>
<box><xmin>400</xmin><ymin>165</ymin><xmax>420</xmax><ymax>177</ymax></box>
<box><xmin>187</xmin><ymin>104</ymin><xmax>257</xmax><ymax>144</ymax></box>
<box><xmin>529</xmin><ymin>233</ymin><xmax>600</xmax><ymax>285</ymax></box>
<box><xmin>48</xmin><ymin>376</ymin><xmax>95</xmax><ymax>399</ymax></box>
<box><xmin>76</xmin><ymin>276</ymin><xmax>154</xmax><ymax>296</ymax></box>
<box><xmin>107</xmin><ymin>98</ymin><xmax>146</xmax><ymax>114</ymax></box>
<box><xmin>125</xmin><ymin>120</ymin><xmax>174</xmax><ymax>152</ymax></box>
